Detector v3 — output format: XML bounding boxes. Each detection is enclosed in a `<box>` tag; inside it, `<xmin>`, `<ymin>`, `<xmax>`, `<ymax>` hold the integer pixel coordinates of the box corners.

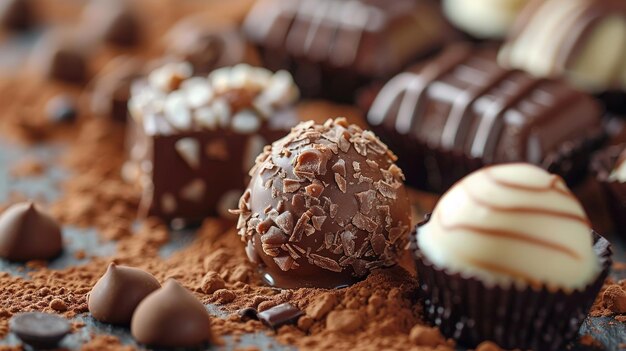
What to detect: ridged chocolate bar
<box><xmin>243</xmin><ymin>0</ymin><xmax>452</xmax><ymax>102</ymax></box>
<box><xmin>367</xmin><ymin>45</ymin><xmax>604</xmax><ymax>192</ymax></box>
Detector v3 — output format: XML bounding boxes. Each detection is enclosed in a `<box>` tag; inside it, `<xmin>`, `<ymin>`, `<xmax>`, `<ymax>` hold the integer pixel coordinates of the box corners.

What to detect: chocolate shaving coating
<box><xmin>234</xmin><ymin>118</ymin><xmax>411</xmax><ymax>288</ymax></box>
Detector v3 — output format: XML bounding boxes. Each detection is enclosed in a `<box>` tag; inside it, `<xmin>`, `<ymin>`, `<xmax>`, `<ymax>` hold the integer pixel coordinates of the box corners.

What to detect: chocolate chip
<box><xmin>238</xmin><ymin>307</ymin><xmax>259</xmax><ymax>321</ymax></box>
<box><xmin>257</xmin><ymin>302</ymin><xmax>303</xmax><ymax>329</ymax></box>
<box><xmin>10</xmin><ymin>312</ymin><xmax>70</xmax><ymax>349</ymax></box>
<box><xmin>46</xmin><ymin>95</ymin><xmax>77</xmax><ymax>124</ymax></box>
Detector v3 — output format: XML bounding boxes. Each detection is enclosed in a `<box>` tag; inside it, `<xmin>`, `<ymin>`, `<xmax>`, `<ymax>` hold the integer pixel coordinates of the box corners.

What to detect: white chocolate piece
<box><xmin>443</xmin><ymin>0</ymin><xmax>527</xmax><ymax>39</ymax></box>
<box><xmin>499</xmin><ymin>0</ymin><xmax>626</xmax><ymax>93</ymax></box>
<box><xmin>130</xmin><ymin>63</ymin><xmax>299</xmax><ymax>133</ymax></box>
<box><xmin>418</xmin><ymin>163</ymin><xmax>599</xmax><ymax>290</ymax></box>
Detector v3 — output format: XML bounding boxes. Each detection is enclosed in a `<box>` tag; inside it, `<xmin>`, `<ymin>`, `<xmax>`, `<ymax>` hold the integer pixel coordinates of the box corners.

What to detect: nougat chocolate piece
<box><xmin>367</xmin><ymin>45</ymin><xmax>605</xmax><ymax>193</ymax></box>
<box><xmin>243</xmin><ymin>0</ymin><xmax>453</xmax><ymax>102</ymax></box>
<box><xmin>125</xmin><ymin>62</ymin><xmax>300</xmax><ymax>222</ymax></box>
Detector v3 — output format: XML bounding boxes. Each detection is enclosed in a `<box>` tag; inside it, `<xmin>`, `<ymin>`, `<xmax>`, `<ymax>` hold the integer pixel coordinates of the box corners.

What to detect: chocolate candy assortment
<box><xmin>0</xmin><ymin>0</ymin><xmax>625</xmax><ymax>350</ymax></box>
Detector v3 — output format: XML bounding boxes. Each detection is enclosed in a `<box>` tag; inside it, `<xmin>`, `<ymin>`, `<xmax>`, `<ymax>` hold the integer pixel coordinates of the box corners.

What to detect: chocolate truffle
<box><xmin>442</xmin><ymin>0</ymin><xmax>526</xmax><ymax>39</ymax></box>
<box><xmin>131</xmin><ymin>280</ymin><xmax>212</xmax><ymax>348</ymax></box>
<box><xmin>125</xmin><ymin>63</ymin><xmax>300</xmax><ymax>222</ymax></box>
<box><xmin>88</xmin><ymin>263</ymin><xmax>160</xmax><ymax>325</ymax></box>
<box><xmin>499</xmin><ymin>0</ymin><xmax>626</xmax><ymax>94</ymax></box>
<box><xmin>80</xmin><ymin>0</ymin><xmax>141</xmax><ymax>46</ymax></box>
<box><xmin>0</xmin><ymin>202</ymin><xmax>62</xmax><ymax>261</ymax></box>
<box><xmin>367</xmin><ymin>44</ymin><xmax>604</xmax><ymax>193</ymax></box>
<box><xmin>412</xmin><ymin>163</ymin><xmax>611</xmax><ymax>350</ymax></box>
<box><xmin>164</xmin><ymin>15</ymin><xmax>257</xmax><ymax>74</ymax></box>
<box><xmin>243</xmin><ymin>0</ymin><xmax>454</xmax><ymax>102</ymax></box>
<box><xmin>232</xmin><ymin>118</ymin><xmax>411</xmax><ymax>289</ymax></box>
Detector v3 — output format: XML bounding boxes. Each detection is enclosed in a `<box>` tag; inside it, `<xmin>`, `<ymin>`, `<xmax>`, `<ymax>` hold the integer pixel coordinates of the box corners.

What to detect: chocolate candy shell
<box><xmin>410</xmin><ymin>215</ymin><xmax>612</xmax><ymax>350</ymax></box>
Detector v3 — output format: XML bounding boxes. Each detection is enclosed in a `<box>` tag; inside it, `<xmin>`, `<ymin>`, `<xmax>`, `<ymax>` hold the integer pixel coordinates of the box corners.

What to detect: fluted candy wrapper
<box><xmin>411</xmin><ymin>215</ymin><xmax>612</xmax><ymax>350</ymax></box>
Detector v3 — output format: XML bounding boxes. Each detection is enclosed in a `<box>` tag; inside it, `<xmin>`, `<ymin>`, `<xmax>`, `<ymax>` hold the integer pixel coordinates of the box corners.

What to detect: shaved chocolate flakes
<box><xmin>353</xmin><ymin>213</ymin><xmax>378</xmax><ymax>233</ymax></box>
<box><xmin>235</xmin><ymin>118</ymin><xmax>411</xmax><ymax>288</ymax></box>
<box><xmin>283</xmin><ymin>178</ymin><xmax>302</xmax><ymax>193</ymax></box>
<box><xmin>275</xmin><ymin>211</ymin><xmax>294</xmax><ymax>234</ymax></box>
<box><xmin>375</xmin><ymin>180</ymin><xmax>397</xmax><ymax>199</ymax></box>
<box><xmin>311</xmin><ymin>216</ymin><xmax>327</xmax><ymax>231</ymax></box>
<box><xmin>309</xmin><ymin>254</ymin><xmax>342</xmax><ymax>272</ymax></box>
<box><xmin>355</xmin><ymin>190</ymin><xmax>377</xmax><ymax>215</ymax></box>
<box><xmin>332</xmin><ymin>159</ymin><xmax>346</xmax><ymax>177</ymax></box>
<box><xmin>334</xmin><ymin>173</ymin><xmax>347</xmax><ymax>193</ymax></box>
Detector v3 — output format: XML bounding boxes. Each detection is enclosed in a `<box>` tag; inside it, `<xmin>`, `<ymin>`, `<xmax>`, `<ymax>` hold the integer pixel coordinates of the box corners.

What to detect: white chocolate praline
<box><xmin>499</xmin><ymin>0</ymin><xmax>626</xmax><ymax>93</ymax></box>
<box><xmin>443</xmin><ymin>0</ymin><xmax>527</xmax><ymax>39</ymax></box>
<box><xmin>418</xmin><ymin>163</ymin><xmax>599</xmax><ymax>291</ymax></box>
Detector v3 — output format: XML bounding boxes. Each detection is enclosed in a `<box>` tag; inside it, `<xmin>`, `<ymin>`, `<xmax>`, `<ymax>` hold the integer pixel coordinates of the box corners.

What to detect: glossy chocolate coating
<box><xmin>88</xmin><ymin>263</ymin><xmax>161</xmax><ymax>325</ymax></box>
<box><xmin>0</xmin><ymin>202</ymin><xmax>62</xmax><ymax>261</ymax></box>
<box><xmin>243</xmin><ymin>0</ymin><xmax>453</xmax><ymax>101</ymax></box>
<box><xmin>234</xmin><ymin>118</ymin><xmax>411</xmax><ymax>288</ymax></box>
<box><xmin>367</xmin><ymin>45</ymin><xmax>604</xmax><ymax>192</ymax></box>
<box><xmin>131</xmin><ymin>280</ymin><xmax>213</xmax><ymax>348</ymax></box>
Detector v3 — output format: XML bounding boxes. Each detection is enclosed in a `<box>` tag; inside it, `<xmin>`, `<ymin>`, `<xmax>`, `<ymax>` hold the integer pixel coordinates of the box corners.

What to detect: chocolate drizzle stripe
<box><xmin>484</xmin><ymin>167</ymin><xmax>575</xmax><ymax>199</ymax></box>
<box><xmin>440</xmin><ymin>61</ymin><xmax>512</xmax><ymax>149</ymax></box>
<box><xmin>464</xmin><ymin>256</ymin><xmax>544</xmax><ymax>288</ymax></box>
<box><xmin>368</xmin><ymin>46</ymin><xmax>473</xmax><ymax>132</ymax></box>
<box><xmin>435</xmin><ymin>211</ymin><xmax>582</xmax><ymax>260</ymax></box>
<box><xmin>470</xmin><ymin>75</ymin><xmax>544</xmax><ymax>160</ymax></box>
<box><xmin>462</xmin><ymin>184</ymin><xmax>591</xmax><ymax>227</ymax></box>
<box><xmin>401</xmin><ymin>47</ymin><xmax>473</xmax><ymax>135</ymax></box>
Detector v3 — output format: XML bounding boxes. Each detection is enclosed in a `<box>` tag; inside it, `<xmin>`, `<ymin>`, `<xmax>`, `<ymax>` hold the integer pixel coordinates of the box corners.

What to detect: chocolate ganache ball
<box><xmin>233</xmin><ymin>118</ymin><xmax>411</xmax><ymax>288</ymax></box>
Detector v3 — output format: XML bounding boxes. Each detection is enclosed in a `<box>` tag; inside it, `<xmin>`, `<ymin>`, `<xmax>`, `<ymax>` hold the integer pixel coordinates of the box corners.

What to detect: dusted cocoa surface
<box><xmin>0</xmin><ymin>1</ymin><xmax>624</xmax><ymax>350</ymax></box>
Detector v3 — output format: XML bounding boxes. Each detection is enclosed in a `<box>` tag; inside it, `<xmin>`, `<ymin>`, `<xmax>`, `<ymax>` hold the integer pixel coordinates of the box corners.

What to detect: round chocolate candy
<box><xmin>0</xmin><ymin>202</ymin><xmax>62</xmax><ymax>261</ymax></box>
<box><xmin>232</xmin><ymin>118</ymin><xmax>411</xmax><ymax>288</ymax></box>
<box><xmin>10</xmin><ymin>312</ymin><xmax>70</xmax><ymax>349</ymax></box>
<box><xmin>131</xmin><ymin>280</ymin><xmax>213</xmax><ymax>348</ymax></box>
<box><xmin>88</xmin><ymin>263</ymin><xmax>161</xmax><ymax>325</ymax></box>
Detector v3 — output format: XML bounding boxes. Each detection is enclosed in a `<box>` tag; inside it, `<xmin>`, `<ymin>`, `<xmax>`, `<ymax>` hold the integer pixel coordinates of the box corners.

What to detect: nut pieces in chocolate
<box><xmin>232</xmin><ymin>118</ymin><xmax>411</xmax><ymax>288</ymax></box>
<box><xmin>0</xmin><ymin>202</ymin><xmax>62</xmax><ymax>261</ymax></box>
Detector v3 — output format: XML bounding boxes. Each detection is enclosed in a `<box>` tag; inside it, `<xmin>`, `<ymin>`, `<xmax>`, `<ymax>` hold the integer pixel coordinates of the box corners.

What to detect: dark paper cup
<box><xmin>591</xmin><ymin>144</ymin><xmax>626</xmax><ymax>238</ymax></box>
<box><xmin>411</xmin><ymin>216</ymin><xmax>612</xmax><ymax>350</ymax></box>
<box><xmin>371</xmin><ymin>122</ymin><xmax>605</xmax><ymax>194</ymax></box>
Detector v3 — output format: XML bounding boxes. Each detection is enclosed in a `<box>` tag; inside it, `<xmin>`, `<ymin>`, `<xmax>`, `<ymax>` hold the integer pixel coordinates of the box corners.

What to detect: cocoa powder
<box><xmin>0</xmin><ymin>2</ymin><xmax>622</xmax><ymax>351</ymax></box>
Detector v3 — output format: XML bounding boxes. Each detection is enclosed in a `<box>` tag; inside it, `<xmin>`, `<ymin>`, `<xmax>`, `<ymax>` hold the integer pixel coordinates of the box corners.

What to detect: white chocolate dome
<box><xmin>443</xmin><ymin>0</ymin><xmax>527</xmax><ymax>39</ymax></box>
<box><xmin>499</xmin><ymin>0</ymin><xmax>626</xmax><ymax>93</ymax></box>
<box><xmin>418</xmin><ymin>163</ymin><xmax>599</xmax><ymax>290</ymax></box>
